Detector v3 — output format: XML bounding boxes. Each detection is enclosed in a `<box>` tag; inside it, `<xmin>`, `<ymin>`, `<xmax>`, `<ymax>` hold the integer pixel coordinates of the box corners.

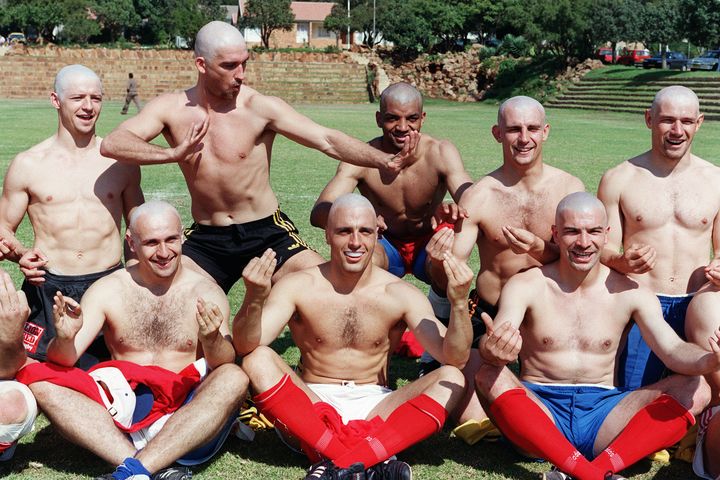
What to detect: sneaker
<box><xmin>153</xmin><ymin>466</ymin><xmax>192</xmax><ymax>479</ymax></box>
<box><xmin>540</xmin><ymin>468</ymin><xmax>572</xmax><ymax>480</ymax></box>
<box><xmin>418</xmin><ymin>359</ymin><xmax>442</xmax><ymax>377</ymax></box>
<box><xmin>604</xmin><ymin>474</ymin><xmax>626</xmax><ymax>480</ymax></box>
<box><xmin>305</xmin><ymin>460</ymin><xmax>366</xmax><ymax>480</ymax></box>
<box><xmin>366</xmin><ymin>460</ymin><xmax>412</xmax><ymax>480</ymax></box>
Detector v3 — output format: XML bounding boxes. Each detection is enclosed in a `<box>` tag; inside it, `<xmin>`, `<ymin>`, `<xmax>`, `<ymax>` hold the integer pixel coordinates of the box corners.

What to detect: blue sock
<box><xmin>112</xmin><ymin>457</ymin><xmax>151</xmax><ymax>480</ymax></box>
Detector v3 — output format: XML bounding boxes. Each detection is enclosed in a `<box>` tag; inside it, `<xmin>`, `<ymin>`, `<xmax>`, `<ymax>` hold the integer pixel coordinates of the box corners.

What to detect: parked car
<box><xmin>7</xmin><ymin>32</ymin><xmax>26</xmax><ymax>44</ymax></box>
<box><xmin>642</xmin><ymin>51</ymin><xmax>689</xmax><ymax>70</ymax></box>
<box><xmin>689</xmin><ymin>50</ymin><xmax>720</xmax><ymax>71</ymax></box>
<box><xmin>616</xmin><ymin>49</ymin><xmax>651</xmax><ymax>66</ymax></box>
<box><xmin>596</xmin><ymin>47</ymin><xmax>614</xmax><ymax>64</ymax></box>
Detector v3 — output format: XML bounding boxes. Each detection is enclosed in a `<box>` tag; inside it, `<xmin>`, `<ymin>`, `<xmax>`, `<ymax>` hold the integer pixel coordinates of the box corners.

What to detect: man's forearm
<box><xmin>100</xmin><ymin>130</ymin><xmax>176</xmax><ymax>165</ymax></box>
<box><xmin>232</xmin><ymin>298</ymin><xmax>265</xmax><ymax>356</ymax></box>
<box><xmin>442</xmin><ymin>301</ymin><xmax>472</xmax><ymax>368</ymax></box>
<box><xmin>324</xmin><ymin>130</ymin><xmax>390</xmax><ymax>170</ymax></box>
<box><xmin>200</xmin><ymin>337</ymin><xmax>236</xmax><ymax>369</ymax></box>
<box><xmin>46</xmin><ymin>338</ymin><xmax>80</xmax><ymax>367</ymax></box>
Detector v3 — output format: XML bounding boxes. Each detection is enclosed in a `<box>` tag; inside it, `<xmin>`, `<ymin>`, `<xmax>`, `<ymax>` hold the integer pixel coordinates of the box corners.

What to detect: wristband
<box><xmin>434</xmin><ymin>221</ymin><xmax>454</xmax><ymax>233</ymax></box>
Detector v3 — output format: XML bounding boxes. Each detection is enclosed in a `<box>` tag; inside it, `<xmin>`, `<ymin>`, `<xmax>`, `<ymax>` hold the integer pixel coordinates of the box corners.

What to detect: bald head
<box><xmin>650</xmin><ymin>86</ymin><xmax>700</xmax><ymax>117</ymax></box>
<box><xmin>128</xmin><ymin>201</ymin><xmax>182</xmax><ymax>238</ymax></box>
<box><xmin>328</xmin><ymin>194</ymin><xmax>376</xmax><ymax>226</ymax></box>
<box><xmin>379</xmin><ymin>82</ymin><xmax>423</xmax><ymax>113</ymax></box>
<box><xmin>54</xmin><ymin>64</ymin><xmax>102</xmax><ymax>100</ymax></box>
<box><xmin>555</xmin><ymin>192</ymin><xmax>607</xmax><ymax>226</ymax></box>
<box><xmin>195</xmin><ymin>21</ymin><xmax>247</xmax><ymax>61</ymax></box>
<box><xmin>497</xmin><ymin>96</ymin><xmax>545</xmax><ymax>125</ymax></box>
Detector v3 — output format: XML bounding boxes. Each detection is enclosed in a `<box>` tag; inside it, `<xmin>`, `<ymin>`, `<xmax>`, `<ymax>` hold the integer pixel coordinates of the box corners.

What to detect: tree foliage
<box><xmin>240</xmin><ymin>0</ymin><xmax>295</xmax><ymax>48</ymax></box>
<box><xmin>679</xmin><ymin>0</ymin><xmax>720</xmax><ymax>49</ymax></box>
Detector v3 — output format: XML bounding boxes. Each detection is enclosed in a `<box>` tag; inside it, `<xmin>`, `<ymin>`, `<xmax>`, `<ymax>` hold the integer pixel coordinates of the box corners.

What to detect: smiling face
<box><xmin>376</xmin><ymin>96</ymin><xmax>425</xmax><ymax>152</ymax></box>
<box><xmin>326</xmin><ymin>205</ymin><xmax>378</xmax><ymax>275</ymax></box>
<box><xmin>552</xmin><ymin>204</ymin><xmax>609</xmax><ymax>273</ymax></box>
<box><xmin>51</xmin><ymin>74</ymin><xmax>103</xmax><ymax>136</ymax></box>
<box><xmin>127</xmin><ymin>212</ymin><xmax>183</xmax><ymax>280</ymax></box>
<box><xmin>493</xmin><ymin>101</ymin><xmax>549</xmax><ymax>168</ymax></box>
<box><xmin>197</xmin><ymin>44</ymin><xmax>250</xmax><ymax>100</ymax></box>
<box><xmin>646</xmin><ymin>92</ymin><xmax>703</xmax><ymax>163</ymax></box>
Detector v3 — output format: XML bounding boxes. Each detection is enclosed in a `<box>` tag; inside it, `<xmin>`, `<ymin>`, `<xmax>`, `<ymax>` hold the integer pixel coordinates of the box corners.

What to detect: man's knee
<box><xmin>240</xmin><ymin>345</ymin><xmax>281</xmax><ymax>380</ymax></box>
<box><xmin>660</xmin><ymin>375</ymin><xmax>710</xmax><ymax>415</ymax></box>
<box><xmin>207</xmin><ymin>363</ymin><xmax>249</xmax><ymax>399</ymax></box>
<box><xmin>0</xmin><ymin>383</ymin><xmax>37</xmax><ymax>443</ymax></box>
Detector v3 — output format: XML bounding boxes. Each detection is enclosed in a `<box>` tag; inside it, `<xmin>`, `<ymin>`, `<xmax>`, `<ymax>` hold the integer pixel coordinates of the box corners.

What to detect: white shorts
<box><xmin>693</xmin><ymin>405</ymin><xmax>720</xmax><ymax>480</ymax></box>
<box><xmin>0</xmin><ymin>381</ymin><xmax>37</xmax><ymax>460</ymax></box>
<box><xmin>308</xmin><ymin>382</ymin><xmax>393</xmax><ymax>425</ymax></box>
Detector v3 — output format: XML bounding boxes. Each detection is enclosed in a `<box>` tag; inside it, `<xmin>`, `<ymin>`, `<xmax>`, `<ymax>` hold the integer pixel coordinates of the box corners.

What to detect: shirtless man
<box><xmin>0</xmin><ymin>269</ymin><xmax>37</xmax><ymax>462</ymax></box>
<box><xmin>16</xmin><ymin>201</ymin><xmax>247</xmax><ymax>479</ymax></box>
<box><xmin>432</xmin><ymin>96</ymin><xmax>584</xmax><ymax>432</ymax></box>
<box><xmin>234</xmin><ymin>194</ymin><xmax>473</xmax><ymax>479</ymax></box>
<box><xmin>0</xmin><ymin>64</ymin><xmax>144</xmax><ymax>367</ymax></box>
<box><xmin>100</xmin><ymin>21</ymin><xmax>417</xmax><ymax>294</ymax></box>
<box><xmin>475</xmin><ymin>192</ymin><xmax>717</xmax><ymax>480</ymax></box>
<box><xmin>310</xmin><ymin>82</ymin><xmax>472</xmax><ymax>285</ymax></box>
<box><xmin>598</xmin><ymin>85</ymin><xmax>720</xmax><ymax>389</ymax></box>
<box><xmin>684</xmin><ymin>286</ymin><xmax>720</xmax><ymax>479</ymax></box>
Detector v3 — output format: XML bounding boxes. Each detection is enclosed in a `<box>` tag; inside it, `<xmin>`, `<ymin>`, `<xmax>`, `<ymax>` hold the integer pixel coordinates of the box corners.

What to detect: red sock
<box><xmin>592</xmin><ymin>394</ymin><xmax>694</xmax><ymax>473</ymax></box>
<box><xmin>489</xmin><ymin>389</ymin><xmax>606</xmax><ymax>480</ymax></box>
<box><xmin>333</xmin><ymin>394</ymin><xmax>446</xmax><ymax>469</ymax></box>
<box><xmin>254</xmin><ymin>374</ymin><xmax>348</xmax><ymax>459</ymax></box>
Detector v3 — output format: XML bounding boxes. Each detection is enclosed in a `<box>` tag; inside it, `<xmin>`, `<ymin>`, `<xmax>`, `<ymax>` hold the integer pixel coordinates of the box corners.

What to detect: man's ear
<box><xmin>50</xmin><ymin>92</ymin><xmax>61</xmax><ymax>110</ymax></box>
<box><xmin>195</xmin><ymin>57</ymin><xmax>207</xmax><ymax>74</ymax></box>
<box><xmin>491</xmin><ymin>125</ymin><xmax>502</xmax><ymax>143</ymax></box>
<box><xmin>126</xmin><ymin>231</ymin><xmax>136</xmax><ymax>253</ymax></box>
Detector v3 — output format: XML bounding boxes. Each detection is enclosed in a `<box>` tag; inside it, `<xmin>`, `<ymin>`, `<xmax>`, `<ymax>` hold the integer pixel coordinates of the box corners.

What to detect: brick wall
<box><xmin>0</xmin><ymin>47</ymin><xmax>368</xmax><ymax>104</ymax></box>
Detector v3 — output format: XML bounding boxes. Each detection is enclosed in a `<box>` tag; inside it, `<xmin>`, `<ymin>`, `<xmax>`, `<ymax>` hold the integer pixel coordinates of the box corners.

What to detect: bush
<box><xmin>497</xmin><ymin>34</ymin><xmax>531</xmax><ymax>58</ymax></box>
<box><xmin>483</xmin><ymin>54</ymin><xmax>567</xmax><ymax>101</ymax></box>
<box><xmin>478</xmin><ymin>46</ymin><xmax>497</xmax><ymax>60</ymax></box>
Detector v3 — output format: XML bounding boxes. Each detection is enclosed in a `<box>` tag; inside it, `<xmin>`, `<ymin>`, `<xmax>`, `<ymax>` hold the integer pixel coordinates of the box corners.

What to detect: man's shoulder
<box><xmin>460</xmin><ymin>174</ymin><xmax>500</xmax><ymax>205</ymax></box>
<box><xmin>84</xmin><ymin>268</ymin><xmax>130</xmax><ymax>298</ymax></box>
<box><xmin>11</xmin><ymin>137</ymin><xmax>55</xmax><ymax>165</ymax></box>
<box><xmin>543</xmin><ymin>164</ymin><xmax>583</xmax><ymax>189</ymax></box>
<box><xmin>689</xmin><ymin>154</ymin><xmax>720</xmax><ymax>176</ymax></box>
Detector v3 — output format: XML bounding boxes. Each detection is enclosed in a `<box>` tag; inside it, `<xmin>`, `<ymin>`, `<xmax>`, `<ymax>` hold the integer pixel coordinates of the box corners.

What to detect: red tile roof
<box><xmin>291</xmin><ymin>1</ymin><xmax>334</xmax><ymax>21</ymax></box>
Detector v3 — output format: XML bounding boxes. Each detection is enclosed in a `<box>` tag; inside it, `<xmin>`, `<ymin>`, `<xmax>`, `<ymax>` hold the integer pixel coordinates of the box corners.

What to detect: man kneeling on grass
<box><xmin>16</xmin><ymin>201</ymin><xmax>248</xmax><ymax>480</ymax></box>
<box><xmin>234</xmin><ymin>193</ymin><xmax>473</xmax><ymax>480</ymax></box>
<box><xmin>475</xmin><ymin>192</ymin><xmax>719</xmax><ymax>480</ymax></box>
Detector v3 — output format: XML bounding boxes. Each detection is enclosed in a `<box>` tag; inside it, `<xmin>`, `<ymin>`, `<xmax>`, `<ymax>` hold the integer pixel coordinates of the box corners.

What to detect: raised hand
<box><xmin>170</xmin><ymin>115</ymin><xmax>209</xmax><ymax>163</ymax></box>
<box><xmin>0</xmin><ymin>268</ymin><xmax>29</xmax><ymax>342</ymax></box>
<box><xmin>478</xmin><ymin>312</ymin><xmax>522</xmax><ymax>366</ymax></box>
<box><xmin>242</xmin><ymin>249</ymin><xmax>277</xmax><ymax>299</ymax></box>
<box><xmin>19</xmin><ymin>248</ymin><xmax>48</xmax><ymax>285</ymax></box>
<box><xmin>52</xmin><ymin>292</ymin><xmax>82</xmax><ymax>340</ymax></box>
<box><xmin>431</xmin><ymin>202</ymin><xmax>467</xmax><ymax>230</ymax></box>
<box><xmin>442</xmin><ymin>251</ymin><xmax>473</xmax><ymax>304</ymax></box>
<box><xmin>620</xmin><ymin>244</ymin><xmax>656</xmax><ymax>274</ymax></box>
<box><xmin>426</xmin><ymin>228</ymin><xmax>454</xmax><ymax>264</ymax></box>
<box><xmin>502</xmin><ymin>226</ymin><xmax>542</xmax><ymax>255</ymax></box>
<box><xmin>196</xmin><ymin>298</ymin><xmax>224</xmax><ymax>343</ymax></box>
<box><xmin>384</xmin><ymin>130</ymin><xmax>420</xmax><ymax>172</ymax></box>
<box><xmin>0</xmin><ymin>228</ymin><xmax>24</xmax><ymax>262</ymax></box>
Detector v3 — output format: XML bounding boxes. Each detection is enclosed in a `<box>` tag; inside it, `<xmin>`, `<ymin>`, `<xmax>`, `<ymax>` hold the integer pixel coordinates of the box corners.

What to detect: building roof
<box><xmin>291</xmin><ymin>2</ymin><xmax>334</xmax><ymax>22</ymax></box>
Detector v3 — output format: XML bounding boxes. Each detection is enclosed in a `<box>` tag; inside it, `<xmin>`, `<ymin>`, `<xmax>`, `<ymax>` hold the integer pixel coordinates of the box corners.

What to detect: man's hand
<box><xmin>0</xmin><ymin>229</ymin><xmax>24</xmax><ymax>262</ymax></box>
<box><xmin>705</xmin><ymin>258</ymin><xmax>720</xmax><ymax>286</ymax></box>
<box><xmin>426</xmin><ymin>228</ymin><xmax>454</xmax><ymax>264</ymax></box>
<box><xmin>478</xmin><ymin>312</ymin><xmax>522</xmax><ymax>366</ymax></box>
<box><xmin>618</xmin><ymin>244</ymin><xmax>656</xmax><ymax>274</ymax></box>
<box><xmin>384</xmin><ymin>131</ymin><xmax>420</xmax><ymax>173</ymax></box>
<box><xmin>442</xmin><ymin>252</ymin><xmax>473</xmax><ymax>304</ymax></box>
<box><xmin>376</xmin><ymin>214</ymin><xmax>388</xmax><ymax>236</ymax></box>
<box><xmin>431</xmin><ymin>202</ymin><xmax>467</xmax><ymax>230</ymax></box>
<box><xmin>242</xmin><ymin>249</ymin><xmax>277</xmax><ymax>299</ymax></box>
<box><xmin>19</xmin><ymin>248</ymin><xmax>48</xmax><ymax>285</ymax></box>
<box><xmin>0</xmin><ymin>268</ymin><xmax>29</xmax><ymax>340</ymax></box>
<box><xmin>196</xmin><ymin>298</ymin><xmax>224</xmax><ymax>343</ymax></box>
<box><xmin>503</xmin><ymin>226</ymin><xmax>543</xmax><ymax>256</ymax></box>
<box><xmin>169</xmin><ymin>116</ymin><xmax>209</xmax><ymax>163</ymax></box>
<box><xmin>52</xmin><ymin>292</ymin><xmax>82</xmax><ymax>340</ymax></box>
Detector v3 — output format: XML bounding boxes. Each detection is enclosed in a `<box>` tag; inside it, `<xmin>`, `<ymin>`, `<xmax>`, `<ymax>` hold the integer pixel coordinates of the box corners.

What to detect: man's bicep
<box><xmin>438</xmin><ymin>143</ymin><xmax>472</xmax><ymax>202</ymax></box>
<box><xmin>73</xmin><ymin>288</ymin><xmax>110</xmax><ymax>354</ymax></box>
<box><xmin>597</xmin><ymin>174</ymin><xmax>623</xmax><ymax>248</ymax></box>
<box><xmin>494</xmin><ymin>278</ymin><xmax>531</xmax><ymax>329</ymax></box>
<box><xmin>257</xmin><ymin>286</ymin><xmax>299</xmax><ymax>345</ymax></box>
<box><xmin>0</xmin><ymin>161</ymin><xmax>30</xmax><ymax>230</ymax></box>
<box><xmin>452</xmin><ymin>220</ymin><xmax>479</xmax><ymax>262</ymax></box>
<box><xmin>311</xmin><ymin>165</ymin><xmax>362</xmax><ymax>228</ymax></box>
<box><xmin>263</xmin><ymin>96</ymin><xmax>331</xmax><ymax>151</ymax></box>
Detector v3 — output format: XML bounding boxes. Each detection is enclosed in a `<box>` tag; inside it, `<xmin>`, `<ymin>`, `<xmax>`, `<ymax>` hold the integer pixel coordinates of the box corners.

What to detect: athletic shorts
<box><xmin>468</xmin><ymin>289</ymin><xmax>498</xmax><ymax>348</ymax></box>
<box><xmin>379</xmin><ymin>233</ymin><xmax>431</xmax><ymax>284</ymax></box>
<box><xmin>523</xmin><ymin>382</ymin><xmax>632</xmax><ymax>459</ymax></box>
<box><xmin>0</xmin><ymin>381</ymin><xmax>37</xmax><ymax>461</ymax></box>
<box><xmin>183</xmin><ymin>209</ymin><xmax>312</xmax><ymax>293</ymax></box>
<box><xmin>693</xmin><ymin>405</ymin><xmax>720</xmax><ymax>480</ymax></box>
<box><xmin>22</xmin><ymin>265</ymin><xmax>121</xmax><ymax>367</ymax></box>
<box><xmin>618</xmin><ymin>293</ymin><xmax>692</xmax><ymax>389</ymax></box>
<box><xmin>307</xmin><ymin>382</ymin><xmax>393</xmax><ymax>425</ymax></box>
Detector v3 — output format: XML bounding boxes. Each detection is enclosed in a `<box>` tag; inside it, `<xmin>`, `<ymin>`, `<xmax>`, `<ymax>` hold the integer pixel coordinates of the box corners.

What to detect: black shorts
<box><xmin>22</xmin><ymin>264</ymin><xmax>122</xmax><ymax>368</ymax></box>
<box><xmin>468</xmin><ymin>289</ymin><xmax>498</xmax><ymax>348</ymax></box>
<box><xmin>182</xmin><ymin>209</ymin><xmax>312</xmax><ymax>293</ymax></box>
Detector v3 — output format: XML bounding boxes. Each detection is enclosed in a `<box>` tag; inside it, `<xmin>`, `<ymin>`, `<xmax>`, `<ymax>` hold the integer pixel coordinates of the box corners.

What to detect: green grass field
<box><xmin>1</xmin><ymin>96</ymin><xmax>718</xmax><ymax>479</ymax></box>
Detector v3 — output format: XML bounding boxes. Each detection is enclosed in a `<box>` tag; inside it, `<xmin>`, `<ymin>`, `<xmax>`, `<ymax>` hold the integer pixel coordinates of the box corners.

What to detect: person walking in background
<box><xmin>121</xmin><ymin>72</ymin><xmax>141</xmax><ymax>115</ymax></box>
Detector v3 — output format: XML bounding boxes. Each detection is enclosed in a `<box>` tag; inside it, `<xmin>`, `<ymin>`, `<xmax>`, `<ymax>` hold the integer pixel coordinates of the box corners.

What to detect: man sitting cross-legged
<box><xmin>474</xmin><ymin>192</ymin><xmax>719</xmax><ymax>480</ymax></box>
<box><xmin>234</xmin><ymin>193</ymin><xmax>474</xmax><ymax>480</ymax></box>
<box><xmin>16</xmin><ymin>201</ymin><xmax>248</xmax><ymax>480</ymax></box>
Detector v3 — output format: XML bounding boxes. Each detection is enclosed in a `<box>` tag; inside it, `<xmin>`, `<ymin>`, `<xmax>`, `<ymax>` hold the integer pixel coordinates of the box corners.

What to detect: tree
<box><xmin>325</xmin><ymin>0</ymin><xmax>387</xmax><ymax>48</ymax></box>
<box><xmin>94</xmin><ymin>0</ymin><xmax>141</xmax><ymax>42</ymax></box>
<box><xmin>589</xmin><ymin>0</ymin><xmax>643</xmax><ymax>63</ymax></box>
<box><xmin>679</xmin><ymin>0</ymin><xmax>720</xmax><ymax>49</ymax></box>
<box><xmin>240</xmin><ymin>0</ymin><xmax>295</xmax><ymax>48</ymax></box>
<box><xmin>638</xmin><ymin>1</ymin><xmax>682</xmax><ymax>68</ymax></box>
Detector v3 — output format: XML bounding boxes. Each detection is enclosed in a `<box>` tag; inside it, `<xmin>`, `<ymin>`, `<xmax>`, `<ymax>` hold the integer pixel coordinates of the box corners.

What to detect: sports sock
<box><xmin>253</xmin><ymin>374</ymin><xmax>347</xmax><ymax>459</ymax></box>
<box><xmin>111</xmin><ymin>457</ymin><xmax>151</xmax><ymax>480</ymax></box>
<box><xmin>591</xmin><ymin>394</ymin><xmax>694</xmax><ymax>473</ymax></box>
<box><xmin>333</xmin><ymin>394</ymin><xmax>446</xmax><ymax>469</ymax></box>
<box><xmin>489</xmin><ymin>388</ymin><xmax>606</xmax><ymax>480</ymax></box>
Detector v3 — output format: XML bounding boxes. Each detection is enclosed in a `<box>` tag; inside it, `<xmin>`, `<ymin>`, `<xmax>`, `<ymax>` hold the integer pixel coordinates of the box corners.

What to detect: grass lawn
<box><xmin>1</xmin><ymin>96</ymin><xmax>718</xmax><ymax>479</ymax></box>
<box><xmin>584</xmin><ymin>65</ymin><xmax>720</xmax><ymax>80</ymax></box>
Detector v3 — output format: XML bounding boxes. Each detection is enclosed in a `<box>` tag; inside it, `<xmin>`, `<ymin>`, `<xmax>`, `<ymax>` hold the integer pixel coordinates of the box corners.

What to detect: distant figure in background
<box><xmin>121</xmin><ymin>73</ymin><xmax>142</xmax><ymax>115</ymax></box>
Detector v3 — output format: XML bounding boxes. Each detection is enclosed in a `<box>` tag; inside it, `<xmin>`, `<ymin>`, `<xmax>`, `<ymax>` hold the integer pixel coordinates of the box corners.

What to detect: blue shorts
<box><xmin>379</xmin><ymin>235</ymin><xmax>430</xmax><ymax>284</ymax></box>
<box><xmin>523</xmin><ymin>382</ymin><xmax>632</xmax><ymax>459</ymax></box>
<box><xmin>618</xmin><ymin>294</ymin><xmax>691</xmax><ymax>390</ymax></box>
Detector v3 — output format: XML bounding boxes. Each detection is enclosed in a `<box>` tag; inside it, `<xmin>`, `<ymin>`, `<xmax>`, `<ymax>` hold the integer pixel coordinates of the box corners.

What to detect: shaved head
<box><xmin>650</xmin><ymin>86</ymin><xmax>700</xmax><ymax>117</ymax></box>
<box><xmin>128</xmin><ymin>200</ymin><xmax>182</xmax><ymax>238</ymax></box>
<box><xmin>555</xmin><ymin>192</ymin><xmax>607</xmax><ymax>226</ymax></box>
<box><xmin>497</xmin><ymin>96</ymin><xmax>545</xmax><ymax>125</ymax></box>
<box><xmin>195</xmin><ymin>21</ymin><xmax>247</xmax><ymax>61</ymax></box>
<box><xmin>54</xmin><ymin>64</ymin><xmax>102</xmax><ymax>99</ymax></box>
<box><xmin>380</xmin><ymin>82</ymin><xmax>423</xmax><ymax>113</ymax></box>
<box><xmin>328</xmin><ymin>194</ymin><xmax>376</xmax><ymax>223</ymax></box>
